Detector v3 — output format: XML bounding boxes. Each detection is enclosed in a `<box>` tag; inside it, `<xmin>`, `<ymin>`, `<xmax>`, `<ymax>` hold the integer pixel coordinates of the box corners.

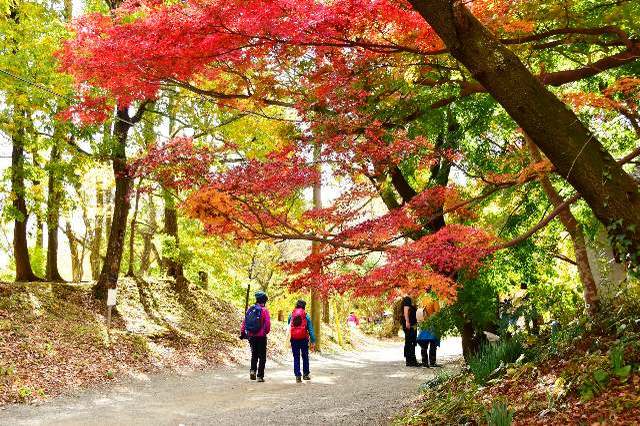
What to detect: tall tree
<box><xmin>10</xmin><ymin>114</ymin><xmax>41</xmax><ymax>282</ymax></box>
<box><xmin>94</xmin><ymin>104</ymin><xmax>146</xmax><ymax>300</ymax></box>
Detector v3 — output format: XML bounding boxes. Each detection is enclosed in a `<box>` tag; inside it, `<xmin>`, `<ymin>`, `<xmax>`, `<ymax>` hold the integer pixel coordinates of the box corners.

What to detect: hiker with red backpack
<box><xmin>240</xmin><ymin>291</ymin><xmax>271</xmax><ymax>382</ymax></box>
<box><xmin>288</xmin><ymin>300</ymin><xmax>316</xmax><ymax>383</ymax></box>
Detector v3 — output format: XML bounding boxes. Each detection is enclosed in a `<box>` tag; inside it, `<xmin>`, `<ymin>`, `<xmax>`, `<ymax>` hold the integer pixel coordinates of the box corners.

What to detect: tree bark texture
<box><xmin>95</xmin><ymin>107</ymin><xmax>134</xmax><ymax>300</ymax></box>
<box><xmin>46</xmin><ymin>143</ymin><xmax>64</xmax><ymax>282</ymax></box>
<box><xmin>11</xmin><ymin>117</ymin><xmax>41</xmax><ymax>282</ymax></box>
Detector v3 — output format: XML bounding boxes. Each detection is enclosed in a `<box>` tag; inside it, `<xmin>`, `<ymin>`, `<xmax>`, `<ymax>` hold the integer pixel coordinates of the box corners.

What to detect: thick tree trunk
<box><xmin>460</xmin><ymin>319</ymin><xmax>478</xmax><ymax>363</ymax></box>
<box><xmin>526</xmin><ymin>138</ymin><xmax>599</xmax><ymax>315</ymax></box>
<box><xmin>409</xmin><ymin>0</ymin><xmax>640</xmax><ymax>257</ymax></box>
<box><xmin>163</xmin><ymin>191</ymin><xmax>187</xmax><ymax>291</ymax></box>
<box><xmin>126</xmin><ymin>181</ymin><xmax>141</xmax><ymax>277</ymax></box>
<box><xmin>95</xmin><ymin>107</ymin><xmax>134</xmax><ymax>300</ymax></box>
<box><xmin>11</xmin><ymin>120</ymin><xmax>41</xmax><ymax>282</ymax></box>
<box><xmin>90</xmin><ymin>180</ymin><xmax>104</xmax><ymax>280</ymax></box>
<box><xmin>46</xmin><ymin>144</ymin><xmax>64</xmax><ymax>282</ymax></box>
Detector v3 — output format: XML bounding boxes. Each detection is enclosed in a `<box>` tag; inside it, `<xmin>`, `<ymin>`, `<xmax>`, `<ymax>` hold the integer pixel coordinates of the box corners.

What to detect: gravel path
<box><xmin>1</xmin><ymin>338</ymin><xmax>462</xmax><ymax>426</ymax></box>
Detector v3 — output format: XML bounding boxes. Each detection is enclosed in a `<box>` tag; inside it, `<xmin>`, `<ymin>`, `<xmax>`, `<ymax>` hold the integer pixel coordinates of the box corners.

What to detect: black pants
<box><xmin>249</xmin><ymin>336</ymin><xmax>267</xmax><ymax>378</ymax></box>
<box><xmin>419</xmin><ymin>340</ymin><xmax>437</xmax><ymax>366</ymax></box>
<box><xmin>402</xmin><ymin>327</ymin><xmax>417</xmax><ymax>364</ymax></box>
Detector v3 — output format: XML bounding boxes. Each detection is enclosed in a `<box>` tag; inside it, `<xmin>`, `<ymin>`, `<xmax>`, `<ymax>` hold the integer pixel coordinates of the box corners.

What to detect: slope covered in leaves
<box><xmin>0</xmin><ymin>279</ymin><xmax>243</xmax><ymax>405</ymax></box>
<box><xmin>398</xmin><ymin>299</ymin><xmax>640</xmax><ymax>425</ymax></box>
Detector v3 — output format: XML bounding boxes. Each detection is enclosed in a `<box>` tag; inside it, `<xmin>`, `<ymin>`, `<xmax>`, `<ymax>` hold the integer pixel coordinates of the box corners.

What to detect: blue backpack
<box><xmin>245</xmin><ymin>304</ymin><xmax>263</xmax><ymax>334</ymax></box>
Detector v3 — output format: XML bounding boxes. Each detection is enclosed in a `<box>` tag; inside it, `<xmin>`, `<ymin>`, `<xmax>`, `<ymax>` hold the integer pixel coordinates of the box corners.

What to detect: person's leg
<box><xmin>257</xmin><ymin>337</ymin><xmax>267</xmax><ymax>378</ymax></box>
<box><xmin>249</xmin><ymin>337</ymin><xmax>258</xmax><ymax>379</ymax></box>
<box><xmin>291</xmin><ymin>340</ymin><xmax>302</xmax><ymax>377</ymax></box>
<box><xmin>301</xmin><ymin>339</ymin><xmax>310</xmax><ymax>377</ymax></box>
<box><xmin>418</xmin><ymin>342</ymin><xmax>429</xmax><ymax>366</ymax></box>
<box><xmin>408</xmin><ymin>328</ymin><xmax>418</xmax><ymax>364</ymax></box>
<box><xmin>429</xmin><ymin>340</ymin><xmax>437</xmax><ymax>366</ymax></box>
<box><xmin>403</xmin><ymin>328</ymin><xmax>411</xmax><ymax>364</ymax></box>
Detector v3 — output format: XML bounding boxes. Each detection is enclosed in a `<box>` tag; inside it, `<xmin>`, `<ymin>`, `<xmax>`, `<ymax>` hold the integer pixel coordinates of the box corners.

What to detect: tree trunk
<box><xmin>322</xmin><ymin>298</ymin><xmax>330</xmax><ymax>324</ymax></box>
<box><xmin>126</xmin><ymin>180</ymin><xmax>141</xmax><ymax>277</ymax></box>
<box><xmin>94</xmin><ymin>107</ymin><xmax>134</xmax><ymax>300</ymax></box>
<box><xmin>65</xmin><ymin>222</ymin><xmax>83</xmax><ymax>282</ymax></box>
<box><xmin>409</xmin><ymin>0</ymin><xmax>640</xmax><ymax>257</ymax></box>
<box><xmin>163</xmin><ymin>191</ymin><xmax>187</xmax><ymax>291</ymax></box>
<box><xmin>46</xmin><ymin>143</ymin><xmax>64</xmax><ymax>282</ymax></box>
<box><xmin>310</xmin><ymin>143</ymin><xmax>322</xmax><ymax>351</ymax></box>
<box><xmin>11</xmin><ymin>117</ymin><xmax>41</xmax><ymax>282</ymax></box>
<box><xmin>460</xmin><ymin>319</ymin><xmax>478</xmax><ymax>363</ymax></box>
<box><xmin>139</xmin><ymin>193</ymin><xmax>157</xmax><ymax>275</ymax></box>
<box><xmin>90</xmin><ymin>180</ymin><xmax>104</xmax><ymax>280</ymax></box>
<box><xmin>36</xmin><ymin>218</ymin><xmax>44</xmax><ymax>251</ymax></box>
<box><xmin>526</xmin><ymin>137</ymin><xmax>599</xmax><ymax>315</ymax></box>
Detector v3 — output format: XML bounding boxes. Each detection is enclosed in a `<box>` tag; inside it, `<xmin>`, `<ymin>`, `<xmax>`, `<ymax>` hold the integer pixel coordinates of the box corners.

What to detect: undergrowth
<box><xmin>398</xmin><ymin>299</ymin><xmax>640</xmax><ymax>425</ymax></box>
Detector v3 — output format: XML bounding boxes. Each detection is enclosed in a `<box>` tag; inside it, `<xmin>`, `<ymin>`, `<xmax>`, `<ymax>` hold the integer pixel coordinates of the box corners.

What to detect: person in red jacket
<box><xmin>241</xmin><ymin>291</ymin><xmax>271</xmax><ymax>382</ymax></box>
<box><xmin>288</xmin><ymin>300</ymin><xmax>316</xmax><ymax>383</ymax></box>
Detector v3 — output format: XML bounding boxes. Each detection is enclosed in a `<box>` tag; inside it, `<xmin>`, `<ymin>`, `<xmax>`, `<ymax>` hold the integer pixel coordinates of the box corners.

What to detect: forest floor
<box><xmin>0</xmin><ymin>278</ymin><xmax>248</xmax><ymax>405</ymax></box>
<box><xmin>0</xmin><ymin>338</ymin><xmax>463</xmax><ymax>425</ymax></box>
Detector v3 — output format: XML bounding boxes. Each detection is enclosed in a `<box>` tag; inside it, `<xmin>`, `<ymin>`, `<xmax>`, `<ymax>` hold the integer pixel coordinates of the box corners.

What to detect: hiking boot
<box><xmin>296</xmin><ymin>376</ymin><xmax>302</xmax><ymax>383</ymax></box>
<box><xmin>303</xmin><ymin>374</ymin><xmax>311</xmax><ymax>380</ymax></box>
<box><xmin>422</xmin><ymin>363</ymin><xmax>431</xmax><ymax>368</ymax></box>
<box><xmin>250</xmin><ymin>370</ymin><xmax>256</xmax><ymax>380</ymax></box>
<box><xmin>406</xmin><ymin>361</ymin><xmax>421</xmax><ymax>367</ymax></box>
<box><xmin>430</xmin><ymin>363</ymin><xmax>442</xmax><ymax>368</ymax></box>
<box><xmin>257</xmin><ymin>377</ymin><xmax>265</xmax><ymax>382</ymax></box>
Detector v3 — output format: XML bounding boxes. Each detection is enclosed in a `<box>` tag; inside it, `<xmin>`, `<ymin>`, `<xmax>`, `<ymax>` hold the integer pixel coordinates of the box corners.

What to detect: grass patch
<box><xmin>468</xmin><ymin>339</ymin><xmax>524</xmax><ymax>384</ymax></box>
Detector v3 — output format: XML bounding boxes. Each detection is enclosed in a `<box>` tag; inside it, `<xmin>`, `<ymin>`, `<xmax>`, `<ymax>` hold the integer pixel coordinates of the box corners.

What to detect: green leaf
<box><xmin>580</xmin><ymin>385</ymin><xmax>594</xmax><ymax>402</ymax></box>
<box><xmin>593</xmin><ymin>369</ymin><xmax>609</xmax><ymax>385</ymax></box>
<box><xmin>614</xmin><ymin>365</ymin><xmax>632</xmax><ymax>381</ymax></box>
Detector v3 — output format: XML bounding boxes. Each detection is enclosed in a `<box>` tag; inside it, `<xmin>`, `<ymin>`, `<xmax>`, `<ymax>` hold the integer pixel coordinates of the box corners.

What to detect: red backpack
<box><xmin>290</xmin><ymin>308</ymin><xmax>308</xmax><ymax>340</ymax></box>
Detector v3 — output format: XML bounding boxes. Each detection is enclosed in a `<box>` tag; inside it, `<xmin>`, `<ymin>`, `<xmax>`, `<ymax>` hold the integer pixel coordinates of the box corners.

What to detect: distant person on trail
<box><xmin>241</xmin><ymin>291</ymin><xmax>271</xmax><ymax>382</ymax></box>
<box><xmin>347</xmin><ymin>312</ymin><xmax>360</xmax><ymax>328</ymax></box>
<box><xmin>288</xmin><ymin>300</ymin><xmax>316</xmax><ymax>383</ymax></box>
<box><xmin>400</xmin><ymin>295</ymin><xmax>420</xmax><ymax>367</ymax></box>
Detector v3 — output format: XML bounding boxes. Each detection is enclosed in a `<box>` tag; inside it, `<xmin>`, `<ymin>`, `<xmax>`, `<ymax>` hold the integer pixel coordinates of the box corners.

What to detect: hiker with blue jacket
<box><xmin>241</xmin><ymin>291</ymin><xmax>271</xmax><ymax>382</ymax></box>
<box><xmin>288</xmin><ymin>300</ymin><xmax>316</xmax><ymax>383</ymax></box>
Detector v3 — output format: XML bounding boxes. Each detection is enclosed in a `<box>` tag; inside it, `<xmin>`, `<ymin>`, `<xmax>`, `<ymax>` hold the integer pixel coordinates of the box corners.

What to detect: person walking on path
<box><xmin>241</xmin><ymin>291</ymin><xmax>271</xmax><ymax>382</ymax></box>
<box><xmin>288</xmin><ymin>300</ymin><xmax>316</xmax><ymax>383</ymax></box>
<box><xmin>401</xmin><ymin>296</ymin><xmax>420</xmax><ymax>367</ymax></box>
<box><xmin>347</xmin><ymin>312</ymin><xmax>360</xmax><ymax>328</ymax></box>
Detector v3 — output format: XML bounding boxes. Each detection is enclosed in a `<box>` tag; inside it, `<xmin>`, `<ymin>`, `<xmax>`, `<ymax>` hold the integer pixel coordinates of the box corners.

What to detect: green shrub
<box><xmin>484</xmin><ymin>401</ymin><xmax>514</xmax><ymax>426</ymax></box>
<box><xmin>469</xmin><ymin>339</ymin><xmax>524</xmax><ymax>384</ymax></box>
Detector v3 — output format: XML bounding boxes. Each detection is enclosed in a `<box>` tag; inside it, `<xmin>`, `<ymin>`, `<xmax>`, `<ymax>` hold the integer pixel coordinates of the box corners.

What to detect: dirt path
<box><xmin>1</xmin><ymin>338</ymin><xmax>462</xmax><ymax>426</ymax></box>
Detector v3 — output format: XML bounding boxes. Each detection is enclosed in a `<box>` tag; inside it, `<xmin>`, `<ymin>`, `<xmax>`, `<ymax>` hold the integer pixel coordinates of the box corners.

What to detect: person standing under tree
<box><xmin>288</xmin><ymin>300</ymin><xmax>316</xmax><ymax>383</ymax></box>
<box><xmin>401</xmin><ymin>295</ymin><xmax>420</xmax><ymax>367</ymax></box>
<box><xmin>241</xmin><ymin>291</ymin><xmax>271</xmax><ymax>382</ymax></box>
<box><xmin>416</xmin><ymin>299</ymin><xmax>441</xmax><ymax>368</ymax></box>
